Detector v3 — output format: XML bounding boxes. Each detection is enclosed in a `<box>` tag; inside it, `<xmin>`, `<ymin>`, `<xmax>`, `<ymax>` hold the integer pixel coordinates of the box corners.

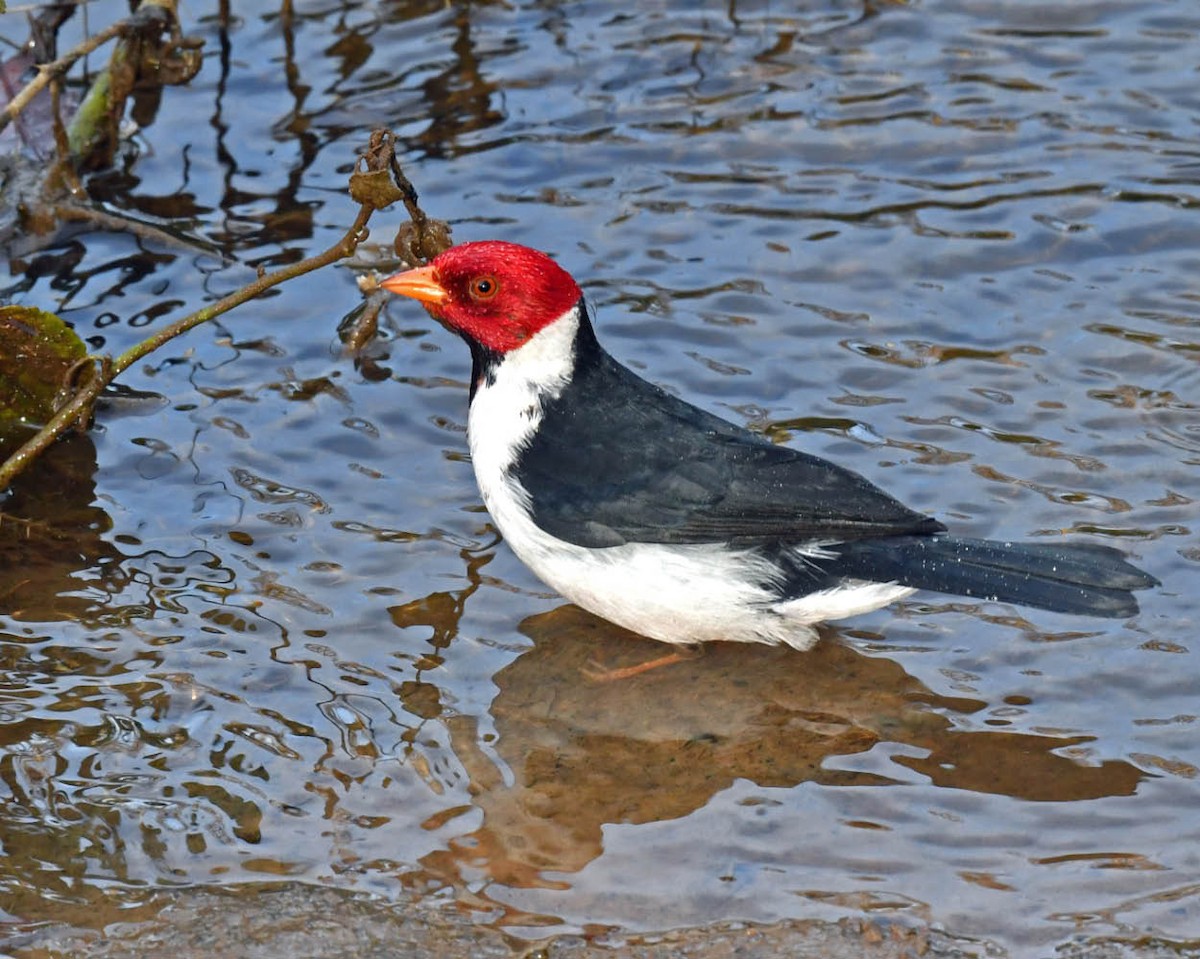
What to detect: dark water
<box><xmin>1</xmin><ymin>1</ymin><xmax>1197</xmax><ymax>954</ymax></box>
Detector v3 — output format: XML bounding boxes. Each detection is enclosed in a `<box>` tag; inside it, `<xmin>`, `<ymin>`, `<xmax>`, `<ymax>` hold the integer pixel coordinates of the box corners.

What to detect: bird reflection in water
<box><xmin>415</xmin><ymin>604</ymin><xmax>1143</xmax><ymax>903</ymax></box>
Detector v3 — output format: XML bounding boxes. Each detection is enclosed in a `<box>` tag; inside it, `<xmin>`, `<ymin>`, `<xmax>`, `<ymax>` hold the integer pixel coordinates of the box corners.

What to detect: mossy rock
<box><xmin>0</xmin><ymin>305</ymin><xmax>88</xmax><ymax>455</ymax></box>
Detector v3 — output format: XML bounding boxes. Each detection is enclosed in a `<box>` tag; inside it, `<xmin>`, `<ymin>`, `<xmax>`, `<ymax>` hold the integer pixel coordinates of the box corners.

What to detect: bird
<box><xmin>381</xmin><ymin>240</ymin><xmax>1157</xmax><ymax>672</ymax></box>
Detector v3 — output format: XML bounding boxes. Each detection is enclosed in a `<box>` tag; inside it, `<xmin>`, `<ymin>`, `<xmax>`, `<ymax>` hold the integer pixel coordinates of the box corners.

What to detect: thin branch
<box><xmin>0</xmin><ymin>19</ymin><xmax>127</xmax><ymax>137</ymax></box>
<box><xmin>112</xmin><ymin>204</ymin><xmax>372</xmax><ymax>380</ymax></box>
<box><xmin>0</xmin><ymin>131</ymin><xmax>416</xmax><ymax>495</ymax></box>
<box><xmin>54</xmin><ymin>204</ymin><xmax>228</xmax><ymax>258</ymax></box>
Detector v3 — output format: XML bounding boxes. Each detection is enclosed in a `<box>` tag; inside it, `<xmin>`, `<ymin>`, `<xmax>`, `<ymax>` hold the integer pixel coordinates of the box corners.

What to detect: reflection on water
<box><xmin>423</xmin><ymin>607</ymin><xmax>1143</xmax><ymax>905</ymax></box>
<box><xmin>0</xmin><ymin>582</ymin><xmax>1152</xmax><ymax>935</ymax></box>
<box><xmin>2</xmin><ymin>0</ymin><xmax>1198</xmax><ymax>954</ymax></box>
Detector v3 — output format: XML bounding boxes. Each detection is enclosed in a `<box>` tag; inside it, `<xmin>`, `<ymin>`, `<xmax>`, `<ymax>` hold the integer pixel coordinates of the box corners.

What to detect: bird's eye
<box><xmin>470</xmin><ymin>276</ymin><xmax>500</xmax><ymax>300</ymax></box>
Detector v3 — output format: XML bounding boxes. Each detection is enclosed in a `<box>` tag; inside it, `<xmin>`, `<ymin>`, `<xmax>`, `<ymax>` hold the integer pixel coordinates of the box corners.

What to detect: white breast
<box><xmin>466</xmin><ymin>313</ymin><xmax>912</xmax><ymax>648</ymax></box>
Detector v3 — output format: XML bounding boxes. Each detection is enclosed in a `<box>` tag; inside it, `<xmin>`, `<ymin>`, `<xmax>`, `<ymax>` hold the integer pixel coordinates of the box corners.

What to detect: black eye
<box><xmin>470</xmin><ymin>276</ymin><xmax>499</xmax><ymax>300</ymax></box>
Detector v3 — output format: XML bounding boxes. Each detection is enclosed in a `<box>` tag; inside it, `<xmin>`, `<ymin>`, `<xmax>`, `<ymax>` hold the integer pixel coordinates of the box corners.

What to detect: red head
<box><xmin>381</xmin><ymin>241</ymin><xmax>583</xmax><ymax>353</ymax></box>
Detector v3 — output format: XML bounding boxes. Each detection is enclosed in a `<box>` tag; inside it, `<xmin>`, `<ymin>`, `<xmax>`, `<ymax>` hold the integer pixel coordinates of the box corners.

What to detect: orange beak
<box><xmin>379</xmin><ymin>263</ymin><xmax>449</xmax><ymax>306</ymax></box>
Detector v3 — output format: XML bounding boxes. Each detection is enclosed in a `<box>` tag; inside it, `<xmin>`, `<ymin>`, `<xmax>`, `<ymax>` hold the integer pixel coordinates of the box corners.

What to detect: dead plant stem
<box><xmin>0</xmin><ymin>204</ymin><xmax>374</xmax><ymax>494</ymax></box>
<box><xmin>0</xmin><ymin>19</ymin><xmax>126</xmax><ymax>137</ymax></box>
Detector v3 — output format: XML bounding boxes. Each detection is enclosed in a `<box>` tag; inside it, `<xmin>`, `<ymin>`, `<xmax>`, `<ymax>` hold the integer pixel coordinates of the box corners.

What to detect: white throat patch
<box><xmin>467</xmin><ymin>303</ymin><xmax>579</xmax><ymax>492</ymax></box>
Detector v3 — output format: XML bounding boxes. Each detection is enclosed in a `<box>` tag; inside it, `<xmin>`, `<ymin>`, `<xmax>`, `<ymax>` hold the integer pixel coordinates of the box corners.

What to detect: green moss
<box><xmin>0</xmin><ymin>305</ymin><xmax>88</xmax><ymax>450</ymax></box>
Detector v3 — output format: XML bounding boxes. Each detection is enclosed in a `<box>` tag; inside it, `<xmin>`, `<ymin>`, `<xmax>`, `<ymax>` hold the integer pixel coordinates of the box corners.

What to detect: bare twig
<box><xmin>0</xmin><ymin>131</ymin><xmax>412</xmax><ymax>494</ymax></box>
<box><xmin>115</xmin><ymin>205</ymin><xmax>374</xmax><ymax>380</ymax></box>
<box><xmin>0</xmin><ymin>19</ymin><xmax>126</xmax><ymax>137</ymax></box>
<box><xmin>54</xmin><ymin>204</ymin><xmax>223</xmax><ymax>256</ymax></box>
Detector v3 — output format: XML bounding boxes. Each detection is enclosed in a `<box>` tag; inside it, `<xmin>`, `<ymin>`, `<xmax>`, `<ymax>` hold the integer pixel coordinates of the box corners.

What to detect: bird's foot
<box><xmin>582</xmin><ymin>645</ymin><xmax>701</xmax><ymax>682</ymax></box>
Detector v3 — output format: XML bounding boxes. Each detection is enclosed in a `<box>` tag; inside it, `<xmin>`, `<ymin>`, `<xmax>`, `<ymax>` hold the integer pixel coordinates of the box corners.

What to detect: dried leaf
<box><xmin>348</xmin><ymin>167</ymin><xmax>406</xmax><ymax>209</ymax></box>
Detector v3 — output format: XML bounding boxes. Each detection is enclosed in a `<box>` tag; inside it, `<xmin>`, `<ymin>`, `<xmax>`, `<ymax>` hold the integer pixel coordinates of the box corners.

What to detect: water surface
<box><xmin>1</xmin><ymin>1</ymin><xmax>1197</xmax><ymax>954</ymax></box>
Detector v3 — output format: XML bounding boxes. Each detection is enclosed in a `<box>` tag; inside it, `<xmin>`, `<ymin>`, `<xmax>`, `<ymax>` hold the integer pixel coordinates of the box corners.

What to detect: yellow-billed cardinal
<box><xmin>381</xmin><ymin>241</ymin><xmax>1156</xmax><ymax>651</ymax></box>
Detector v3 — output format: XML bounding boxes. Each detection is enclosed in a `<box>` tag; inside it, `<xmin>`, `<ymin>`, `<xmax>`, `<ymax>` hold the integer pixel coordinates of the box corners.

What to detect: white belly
<box><xmin>473</xmin><ymin>459</ymin><xmax>912</xmax><ymax>648</ymax></box>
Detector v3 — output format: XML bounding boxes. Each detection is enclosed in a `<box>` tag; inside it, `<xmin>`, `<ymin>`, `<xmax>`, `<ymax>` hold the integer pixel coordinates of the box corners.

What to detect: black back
<box><xmin>510</xmin><ymin>305</ymin><xmax>944</xmax><ymax>549</ymax></box>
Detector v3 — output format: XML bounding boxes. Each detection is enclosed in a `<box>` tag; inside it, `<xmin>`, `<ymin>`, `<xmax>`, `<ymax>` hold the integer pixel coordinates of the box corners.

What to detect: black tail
<box><xmin>816</xmin><ymin>535</ymin><xmax>1158</xmax><ymax>618</ymax></box>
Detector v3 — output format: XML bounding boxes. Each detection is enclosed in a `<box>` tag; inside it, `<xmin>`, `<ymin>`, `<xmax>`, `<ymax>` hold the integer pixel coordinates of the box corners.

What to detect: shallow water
<box><xmin>1</xmin><ymin>0</ymin><xmax>1197</xmax><ymax>954</ymax></box>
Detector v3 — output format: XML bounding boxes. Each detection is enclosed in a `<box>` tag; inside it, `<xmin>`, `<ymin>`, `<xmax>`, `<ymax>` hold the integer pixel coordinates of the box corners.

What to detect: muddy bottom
<box><xmin>3</xmin><ymin>882</ymin><xmax>1192</xmax><ymax>959</ymax></box>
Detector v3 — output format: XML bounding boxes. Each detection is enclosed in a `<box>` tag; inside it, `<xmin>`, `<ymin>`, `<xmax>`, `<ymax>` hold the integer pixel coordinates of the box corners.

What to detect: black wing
<box><xmin>511</xmin><ymin>328</ymin><xmax>943</xmax><ymax>549</ymax></box>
